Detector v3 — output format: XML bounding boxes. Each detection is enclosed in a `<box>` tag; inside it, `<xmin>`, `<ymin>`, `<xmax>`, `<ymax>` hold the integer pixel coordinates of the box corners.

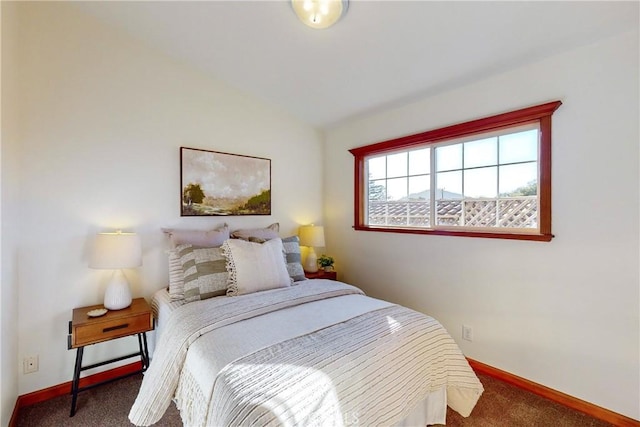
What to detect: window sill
<box><xmin>353</xmin><ymin>225</ymin><xmax>553</xmax><ymax>242</ymax></box>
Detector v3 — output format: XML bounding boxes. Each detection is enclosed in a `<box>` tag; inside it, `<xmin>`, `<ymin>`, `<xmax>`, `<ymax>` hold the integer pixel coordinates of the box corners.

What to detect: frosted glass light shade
<box><xmin>89</xmin><ymin>231</ymin><xmax>141</xmax><ymax>310</ymax></box>
<box><xmin>291</xmin><ymin>0</ymin><xmax>348</xmax><ymax>29</ymax></box>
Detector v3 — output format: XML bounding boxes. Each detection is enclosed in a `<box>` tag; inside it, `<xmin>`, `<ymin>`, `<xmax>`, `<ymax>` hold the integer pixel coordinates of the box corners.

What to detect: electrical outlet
<box><xmin>23</xmin><ymin>355</ymin><xmax>38</xmax><ymax>374</ymax></box>
<box><xmin>462</xmin><ymin>325</ymin><xmax>473</xmax><ymax>342</ymax></box>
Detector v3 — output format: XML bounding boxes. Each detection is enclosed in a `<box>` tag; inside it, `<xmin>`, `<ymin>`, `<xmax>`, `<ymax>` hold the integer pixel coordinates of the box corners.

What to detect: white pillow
<box><xmin>167</xmin><ymin>250</ymin><xmax>185</xmax><ymax>301</ymax></box>
<box><xmin>222</xmin><ymin>238</ymin><xmax>292</xmax><ymax>296</ymax></box>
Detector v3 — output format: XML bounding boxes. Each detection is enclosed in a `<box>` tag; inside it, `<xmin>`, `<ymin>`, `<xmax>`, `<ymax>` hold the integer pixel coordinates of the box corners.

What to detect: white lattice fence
<box><xmin>368</xmin><ymin>197</ymin><xmax>537</xmax><ymax>228</ymax></box>
<box><xmin>368</xmin><ymin>200</ymin><xmax>430</xmax><ymax>226</ymax></box>
<box><xmin>498</xmin><ymin>198</ymin><xmax>537</xmax><ymax>228</ymax></box>
<box><xmin>464</xmin><ymin>201</ymin><xmax>497</xmax><ymax>227</ymax></box>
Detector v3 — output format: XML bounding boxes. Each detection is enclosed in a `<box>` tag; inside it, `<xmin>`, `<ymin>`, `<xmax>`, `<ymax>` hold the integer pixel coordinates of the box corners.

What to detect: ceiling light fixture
<box><xmin>291</xmin><ymin>0</ymin><xmax>348</xmax><ymax>29</ymax></box>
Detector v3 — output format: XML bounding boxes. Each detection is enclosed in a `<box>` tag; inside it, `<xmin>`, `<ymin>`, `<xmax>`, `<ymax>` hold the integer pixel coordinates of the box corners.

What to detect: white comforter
<box><xmin>129</xmin><ymin>280</ymin><xmax>483</xmax><ymax>426</ymax></box>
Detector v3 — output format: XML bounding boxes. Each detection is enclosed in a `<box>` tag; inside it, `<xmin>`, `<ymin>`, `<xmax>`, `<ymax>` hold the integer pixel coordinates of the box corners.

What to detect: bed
<box><xmin>128</xmin><ymin>225</ymin><xmax>483</xmax><ymax>426</ymax></box>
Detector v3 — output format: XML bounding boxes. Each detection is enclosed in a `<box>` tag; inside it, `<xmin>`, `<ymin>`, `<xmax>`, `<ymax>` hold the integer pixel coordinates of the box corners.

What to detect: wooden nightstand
<box><xmin>305</xmin><ymin>270</ymin><xmax>337</xmax><ymax>280</ymax></box>
<box><xmin>67</xmin><ymin>298</ymin><xmax>153</xmax><ymax>417</ymax></box>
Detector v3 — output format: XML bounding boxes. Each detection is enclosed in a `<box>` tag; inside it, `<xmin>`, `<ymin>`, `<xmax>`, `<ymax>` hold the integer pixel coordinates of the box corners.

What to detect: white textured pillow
<box><xmin>222</xmin><ymin>238</ymin><xmax>291</xmax><ymax>296</ymax></box>
<box><xmin>167</xmin><ymin>250</ymin><xmax>185</xmax><ymax>301</ymax></box>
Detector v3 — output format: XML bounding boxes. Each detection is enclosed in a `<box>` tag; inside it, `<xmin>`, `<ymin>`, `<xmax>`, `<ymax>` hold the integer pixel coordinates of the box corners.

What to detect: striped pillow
<box><xmin>167</xmin><ymin>250</ymin><xmax>185</xmax><ymax>301</ymax></box>
<box><xmin>177</xmin><ymin>244</ymin><xmax>229</xmax><ymax>303</ymax></box>
<box><xmin>282</xmin><ymin>236</ymin><xmax>307</xmax><ymax>282</ymax></box>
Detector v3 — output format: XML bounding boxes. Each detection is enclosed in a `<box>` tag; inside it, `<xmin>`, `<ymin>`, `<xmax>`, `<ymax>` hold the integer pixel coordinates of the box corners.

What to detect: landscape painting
<box><xmin>180</xmin><ymin>147</ymin><xmax>271</xmax><ymax>216</ymax></box>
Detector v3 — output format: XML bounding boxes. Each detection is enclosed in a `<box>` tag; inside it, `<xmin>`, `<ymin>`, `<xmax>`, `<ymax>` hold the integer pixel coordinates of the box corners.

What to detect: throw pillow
<box><xmin>163</xmin><ymin>224</ymin><xmax>229</xmax><ymax>248</ymax></box>
<box><xmin>177</xmin><ymin>244</ymin><xmax>229</xmax><ymax>303</ymax></box>
<box><xmin>222</xmin><ymin>237</ymin><xmax>291</xmax><ymax>296</ymax></box>
<box><xmin>167</xmin><ymin>250</ymin><xmax>186</xmax><ymax>301</ymax></box>
<box><xmin>282</xmin><ymin>236</ymin><xmax>307</xmax><ymax>282</ymax></box>
<box><xmin>230</xmin><ymin>222</ymin><xmax>279</xmax><ymax>241</ymax></box>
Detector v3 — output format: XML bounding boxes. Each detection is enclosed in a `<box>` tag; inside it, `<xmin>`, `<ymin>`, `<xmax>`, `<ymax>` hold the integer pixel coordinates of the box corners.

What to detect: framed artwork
<box><xmin>180</xmin><ymin>147</ymin><xmax>271</xmax><ymax>216</ymax></box>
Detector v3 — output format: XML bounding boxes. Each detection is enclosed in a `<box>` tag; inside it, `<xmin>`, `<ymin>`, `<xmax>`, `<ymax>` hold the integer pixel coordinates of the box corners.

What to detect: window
<box><xmin>349</xmin><ymin>101</ymin><xmax>562</xmax><ymax>241</ymax></box>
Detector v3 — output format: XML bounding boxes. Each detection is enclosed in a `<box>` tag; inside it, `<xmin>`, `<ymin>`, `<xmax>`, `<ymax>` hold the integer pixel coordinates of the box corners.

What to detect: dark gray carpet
<box><xmin>16</xmin><ymin>374</ymin><xmax>180</xmax><ymax>427</ymax></box>
<box><xmin>16</xmin><ymin>373</ymin><xmax>612</xmax><ymax>426</ymax></box>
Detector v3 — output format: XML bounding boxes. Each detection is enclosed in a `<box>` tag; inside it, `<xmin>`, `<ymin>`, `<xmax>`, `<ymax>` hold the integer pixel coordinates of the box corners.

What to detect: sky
<box><xmin>181</xmin><ymin>148</ymin><xmax>270</xmax><ymax>199</ymax></box>
<box><xmin>367</xmin><ymin>127</ymin><xmax>539</xmax><ymax>201</ymax></box>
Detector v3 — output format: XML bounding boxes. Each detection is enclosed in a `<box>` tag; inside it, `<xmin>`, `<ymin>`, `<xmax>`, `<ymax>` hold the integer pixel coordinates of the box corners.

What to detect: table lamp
<box><xmin>89</xmin><ymin>231</ymin><xmax>142</xmax><ymax>310</ymax></box>
<box><xmin>299</xmin><ymin>225</ymin><xmax>325</xmax><ymax>273</ymax></box>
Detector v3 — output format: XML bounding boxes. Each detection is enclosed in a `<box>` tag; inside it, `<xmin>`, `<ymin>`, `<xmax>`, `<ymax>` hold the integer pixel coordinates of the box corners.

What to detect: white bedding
<box><xmin>137</xmin><ymin>281</ymin><xmax>483</xmax><ymax>426</ymax></box>
<box><xmin>150</xmin><ymin>287</ymin><xmax>184</xmax><ymax>338</ymax></box>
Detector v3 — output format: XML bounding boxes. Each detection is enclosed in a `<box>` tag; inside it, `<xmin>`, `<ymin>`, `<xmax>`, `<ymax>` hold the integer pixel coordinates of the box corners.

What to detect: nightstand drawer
<box><xmin>72</xmin><ymin>312</ymin><xmax>152</xmax><ymax>347</ymax></box>
<box><xmin>69</xmin><ymin>298</ymin><xmax>154</xmax><ymax>349</ymax></box>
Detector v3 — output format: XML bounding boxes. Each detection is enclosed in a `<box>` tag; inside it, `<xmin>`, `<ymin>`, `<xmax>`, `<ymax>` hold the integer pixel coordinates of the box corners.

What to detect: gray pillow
<box><xmin>282</xmin><ymin>236</ymin><xmax>307</xmax><ymax>282</ymax></box>
<box><xmin>230</xmin><ymin>223</ymin><xmax>279</xmax><ymax>241</ymax></box>
<box><xmin>163</xmin><ymin>224</ymin><xmax>229</xmax><ymax>248</ymax></box>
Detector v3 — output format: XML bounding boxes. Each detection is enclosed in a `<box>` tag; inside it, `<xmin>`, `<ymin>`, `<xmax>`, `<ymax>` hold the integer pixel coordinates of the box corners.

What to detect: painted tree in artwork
<box><xmin>238</xmin><ymin>189</ymin><xmax>271</xmax><ymax>214</ymax></box>
<box><xmin>183</xmin><ymin>183</ymin><xmax>205</xmax><ymax>204</ymax></box>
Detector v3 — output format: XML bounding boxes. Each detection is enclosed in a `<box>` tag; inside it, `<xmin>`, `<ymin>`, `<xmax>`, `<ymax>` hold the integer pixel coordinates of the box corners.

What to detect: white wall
<box><xmin>8</xmin><ymin>2</ymin><xmax>323</xmax><ymax>397</ymax></box>
<box><xmin>324</xmin><ymin>30</ymin><xmax>639</xmax><ymax>419</ymax></box>
<box><xmin>1</xmin><ymin>2</ymin><xmax>21</xmax><ymax>424</ymax></box>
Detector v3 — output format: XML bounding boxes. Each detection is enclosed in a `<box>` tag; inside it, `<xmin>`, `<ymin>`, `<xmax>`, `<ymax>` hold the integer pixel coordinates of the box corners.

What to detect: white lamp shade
<box><xmin>298</xmin><ymin>225</ymin><xmax>325</xmax><ymax>248</ymax></box>
<box><xmin>89</xmin><ymin>232</ymin><xmax>142</xmax><ymax>270</ymax></box>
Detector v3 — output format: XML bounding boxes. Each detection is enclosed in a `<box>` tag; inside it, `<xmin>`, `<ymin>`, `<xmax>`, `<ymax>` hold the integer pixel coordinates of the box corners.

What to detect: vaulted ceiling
<box><xmin>75</xmin><ymin>1</ymin><xmax>639</xmax><ymax>129</ymax></box>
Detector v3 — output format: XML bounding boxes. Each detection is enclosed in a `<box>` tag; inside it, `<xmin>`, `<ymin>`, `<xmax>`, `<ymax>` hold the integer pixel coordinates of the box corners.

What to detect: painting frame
<box><xmin>180</xmin><ymin>147</ymin><xmax>271</xmax><ymax>216</ymax></box>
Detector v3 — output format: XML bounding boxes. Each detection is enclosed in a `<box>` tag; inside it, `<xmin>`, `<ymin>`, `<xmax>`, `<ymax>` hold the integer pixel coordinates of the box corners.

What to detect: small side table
<box><xmin>305</xmin><ymin>270</ymin><xmax>337</xmax><ymax>280</ymax></box>
<box><xmin>67</xmin><ymin>298</ymin><xmax>153</xmax><ymax>417</ymax></box>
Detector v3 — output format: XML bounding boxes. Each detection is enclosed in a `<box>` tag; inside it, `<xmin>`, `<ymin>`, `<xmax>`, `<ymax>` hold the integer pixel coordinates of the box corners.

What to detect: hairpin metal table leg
<box><xmin>142</xmin><ymin>332</ymin><xmax>150</xmax><ymax>369</ymax></box>
<box><xmin>69</xmin><ymin>346</ymin><xmax>84</xmax><ymax>417</ymax></box>
<box><xmin>137</xmin><ymin>332</ymin><xmax>150</xmax><ymax>370</ymax></box>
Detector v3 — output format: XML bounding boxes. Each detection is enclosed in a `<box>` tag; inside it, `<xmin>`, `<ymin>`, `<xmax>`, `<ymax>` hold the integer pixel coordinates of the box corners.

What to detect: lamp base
<box><xmin>304</xmin><ymin>248</ymin><xmax>319</xmax><ymax>273</ymax></box>
<box><xmin>104</xmin><ymin>270</ymin><xmax>132</xmax><ymax>310</ymax></box>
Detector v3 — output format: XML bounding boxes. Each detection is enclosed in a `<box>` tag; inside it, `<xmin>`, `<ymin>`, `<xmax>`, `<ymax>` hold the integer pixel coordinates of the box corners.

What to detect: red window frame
<box><xmin>349</xmin><ymin>101</ymin><xmax>562</xmax><ymax>242</ymax></box>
